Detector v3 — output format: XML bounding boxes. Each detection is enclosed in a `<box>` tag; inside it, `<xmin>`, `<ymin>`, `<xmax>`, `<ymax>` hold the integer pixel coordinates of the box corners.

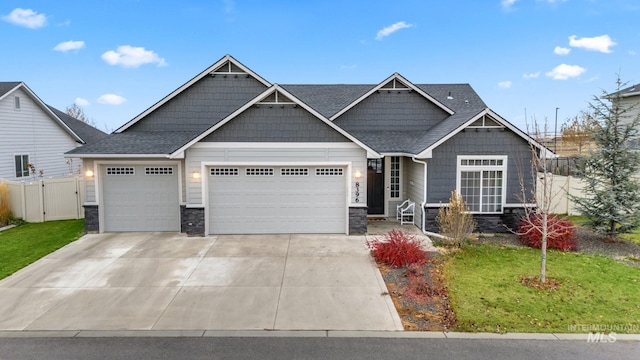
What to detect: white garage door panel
<box><xmin>103</xmin><ymin>165</ymin><xmax>179</xmax><ymax>232</ymax></box>
<box><xmin>209</xmin><ymin>166</ymin><xmax>346</xmax><ymax>234</ymax></box>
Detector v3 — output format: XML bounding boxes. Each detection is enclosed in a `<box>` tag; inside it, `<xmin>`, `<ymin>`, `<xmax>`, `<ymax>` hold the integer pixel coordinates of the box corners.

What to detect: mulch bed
<box><xmin>377</xmin><ymin>253</ymin><xmax>456</xmax><ymax>331</ymax></box>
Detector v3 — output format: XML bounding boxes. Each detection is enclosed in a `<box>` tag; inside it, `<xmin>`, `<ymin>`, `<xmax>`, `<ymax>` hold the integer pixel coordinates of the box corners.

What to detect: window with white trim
<box><xmin>246</xmin><ymin>168</ymin><xmax>274</xmax><ymax>176</ymax></box>
<box><xmin>145</xmin><ymin>167</ymin><xmax>173</xmax><ymax>175</ymax></box>
<box><xmin>106</xmin><ymin>167</ymin><xmax>135</xmax><ymax>175</ymax></box>
<box><xmin>211</xmin><ymin>168</ymin><xmax>239</xmax><ymax>176</ymax></box>
<box><xmin>281</xmin><ymin>168</ymin><xmax>308</xmax><ymax>176</ymax></box>
<box><xmin>14</xmin><ymin>96</ymin><xmax>20</xmax><ymax>110</ymax></box>
<box><xmin>14</xmin><ymin>155</ymin><xmax>29</xmax><ymax>178</ymax></box>
<box><xmin>457</xmin><ymin>156</ymin><xmax>507</xmax><ymax>213</ymax></box>
<box><xmin>316</xmin><ymin>168</ymin><xmax>343</xmax><ymax>176</ymax></box>
<box><xmin>390</xmin><ymin>156</ymin><xmax>401</xmax><ymax>199</ymax></box>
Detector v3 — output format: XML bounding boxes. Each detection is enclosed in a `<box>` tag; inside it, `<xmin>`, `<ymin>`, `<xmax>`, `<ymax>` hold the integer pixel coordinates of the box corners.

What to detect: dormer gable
<box><xmin>330</xmin><ymin>73</ymin><xmax>454</xmax><ymax>121</ymax></box>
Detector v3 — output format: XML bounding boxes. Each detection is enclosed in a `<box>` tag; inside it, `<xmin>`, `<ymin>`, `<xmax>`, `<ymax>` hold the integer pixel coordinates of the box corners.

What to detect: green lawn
<box><xmin>445</xmin><ymin>244</ymin><xmax>640</xmax><ymax>333</ymax></box>
<box><xmin>0</xmin><ymin>220</ymin><xmax>85</xmax><ymax>280</ymax></box>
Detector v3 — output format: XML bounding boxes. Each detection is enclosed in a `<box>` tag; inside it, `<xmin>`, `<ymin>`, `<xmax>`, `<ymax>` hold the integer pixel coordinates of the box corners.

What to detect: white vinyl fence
<box><xmin>2</xmin><ymin>176</ymin><xmax>85</xmax><ymax>223</ymax></box>
<box><xmin>537</xmin><ymin>173</ymin><xmax>585</xmax><ymax>215</ymax></box>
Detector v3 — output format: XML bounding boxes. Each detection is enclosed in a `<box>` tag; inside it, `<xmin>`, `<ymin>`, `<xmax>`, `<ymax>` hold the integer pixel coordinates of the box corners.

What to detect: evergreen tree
<box><xmin>572</xmin><ymin>76</ymin><xmax>640</xmax><ymax>240</ymax></box>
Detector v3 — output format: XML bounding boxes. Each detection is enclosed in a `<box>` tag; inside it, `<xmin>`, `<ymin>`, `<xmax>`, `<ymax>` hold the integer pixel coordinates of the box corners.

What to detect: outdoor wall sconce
<box><xmin>354</xmin><ymin>170</ymin><xmax>362</xmax><ymax>203</ymax></box>
<box><xmin>85</xmin><ymin>169</ymin><xmax>94</xmax><ymax>177</ymax></box>
<box><xmin>192</xmin><ymin>171</ymin><xmax>201</xmax><ymax>179</ymax></box>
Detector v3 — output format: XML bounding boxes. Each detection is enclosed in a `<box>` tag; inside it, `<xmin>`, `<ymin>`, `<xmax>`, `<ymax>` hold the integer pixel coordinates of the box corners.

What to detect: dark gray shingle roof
<box><xmin>65</xmin><ymin>131</ymin><xmax>201</xmax><ymax>155</ymax></box>
<box><xmin>47</xmin><ymin>106</ymin><xmax>108</xmax><ymax>144</ymax></box>
<box><xmin>0</xmin><ymin>82</ymin><xmax>21</xmax><ymax>97</ymax></box>
<box><xmin>281</xmin><ymin>84</ymin><xmax>373</xmax><ymax>118</ymax></box>
<box><xmin>69</xmin><ymin>78</ymin><xmax>496</xmax><ymax>156</ymax></box>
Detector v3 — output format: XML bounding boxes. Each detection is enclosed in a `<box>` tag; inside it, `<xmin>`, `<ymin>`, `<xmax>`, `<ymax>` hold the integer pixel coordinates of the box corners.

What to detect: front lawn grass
<box><xmin>0</xmin><ymin>220</ymin><xmax>84</xmax><ymax>280</ymax></box>
<box><xmin>445</xmin><ymin>244</ymin><xmax>640</xmax><ymax>333</ymax></box>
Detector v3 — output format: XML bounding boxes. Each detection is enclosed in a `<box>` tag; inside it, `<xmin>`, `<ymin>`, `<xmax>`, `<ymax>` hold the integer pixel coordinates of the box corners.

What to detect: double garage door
<box><xmin>102</xmin><ymin>165</ymin><xmax>180</xmax><ymax>232</ymax></box>
<box><xmin>208</xmin><ymin>166</ymin><xmax>346</xmax><ymax>234</ymax></box>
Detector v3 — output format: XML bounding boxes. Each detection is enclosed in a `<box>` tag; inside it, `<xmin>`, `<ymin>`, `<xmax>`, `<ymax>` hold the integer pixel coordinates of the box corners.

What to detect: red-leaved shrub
<box><xmin>366</xmin><ymin>229</ymin><xmax>428</xmax><ymax>267</ymax></box>
<box><xmin>518</xmin><ymin>215</ymin><xmax>578</xmax><ymax>252</ymax></box>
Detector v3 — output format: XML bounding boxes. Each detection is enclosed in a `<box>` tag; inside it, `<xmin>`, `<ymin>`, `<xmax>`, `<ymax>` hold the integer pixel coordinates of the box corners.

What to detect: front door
<box><xmin>367</xmin><ymin>159</ymin><xmax>385</xmax><ymax>214</ymax></box>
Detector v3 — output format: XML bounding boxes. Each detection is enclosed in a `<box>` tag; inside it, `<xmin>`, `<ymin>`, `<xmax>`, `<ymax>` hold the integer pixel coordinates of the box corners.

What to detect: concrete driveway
<box><xmin>0</xmin><ymin>233</ymin><xmax>403</xmax><ymax>332</ymax></box>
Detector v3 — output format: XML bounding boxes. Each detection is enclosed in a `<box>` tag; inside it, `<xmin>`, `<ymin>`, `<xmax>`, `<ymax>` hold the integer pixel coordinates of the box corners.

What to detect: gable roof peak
<box><xmin>115</xmin><ymin>54</ymin><xmax>271</xmax><ymax>133</ymax></box>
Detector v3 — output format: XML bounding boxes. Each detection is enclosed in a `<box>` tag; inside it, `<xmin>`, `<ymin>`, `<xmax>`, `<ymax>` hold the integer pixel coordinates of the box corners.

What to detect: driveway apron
<box><xmin>0</xmin><ymin>233</ymin><xmax>403</xmax><ymax>331</ymax></box>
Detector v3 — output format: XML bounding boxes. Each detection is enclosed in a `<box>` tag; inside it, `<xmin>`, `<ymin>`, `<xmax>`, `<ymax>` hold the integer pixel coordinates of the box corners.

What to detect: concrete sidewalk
<box><xmin>0</xmin><ymin>233</ymin><xmax>403</xmax><ymax>332</ymax></box>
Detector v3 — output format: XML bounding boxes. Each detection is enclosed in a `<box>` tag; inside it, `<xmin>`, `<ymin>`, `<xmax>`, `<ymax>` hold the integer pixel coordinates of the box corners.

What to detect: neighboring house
<box><xmin>67</xmin><ymin>55</ymin><xmax>548</xmax><ymax>235</ymax></box>
<box><xmin>611</xmin><ymin>83</ymin><xmax>640</xmax><ymax>152</ymax></box>
<box><xmin>0</xmin><ymin>82</ymin><xmax>107</xmax><ymax>181</ymax></box>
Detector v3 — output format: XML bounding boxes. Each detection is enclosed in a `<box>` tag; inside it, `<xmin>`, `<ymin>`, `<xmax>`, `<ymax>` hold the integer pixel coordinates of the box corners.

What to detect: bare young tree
<box><xmin>560</xmin><ymin>110</ymin><xmax>598</xmax><ymax>155</ymax></box>
<box><xmin>65</xmin><ymin>103</ymin><xmax>97</xmax><ymax>127</ymax></box>
<box><xmin>517</xmin><ymin>120</ymin><xmax>573</xmax><ymax>283</ymax></box>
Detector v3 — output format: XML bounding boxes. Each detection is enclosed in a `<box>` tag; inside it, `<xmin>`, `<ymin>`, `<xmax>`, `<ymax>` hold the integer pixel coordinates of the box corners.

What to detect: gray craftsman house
<box><xmin>67</xmin><ymin>55</ymin><xmax>547</xmax><ymax>235</ymax></box>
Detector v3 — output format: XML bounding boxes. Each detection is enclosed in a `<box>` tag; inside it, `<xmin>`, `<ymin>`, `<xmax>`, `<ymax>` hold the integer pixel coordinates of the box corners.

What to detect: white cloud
<box><xmin>498</xmin><ymin>81</ymin><xmax>512</xmax><ymax>89</ymax></box>
<box><xmin>568</xmin><ymin>35</ymin><xmax>616</xmax><ymax>53</ymax></box>
<box><xmin>101</xmin><ymin>45</ymin><xmax>167</xmax><ymax>68</ymax></box>
<box><xmin>75</xmin><ymin>98</ymin><xmax>90</xmax><ymax>107</ymax></box>
<box><xmin>546</xmin><ymin>64</ymin><xmax>586</xmax><ymax>80</ymax></box>
<box><xmin>523</xmin><ymin>72</ymin><xmax>540</xmax><ymax>79</ymax></box>
<box><xmin>629</xmin><ymin>50</ymin><xmax>637</xmax><ymax>56</ymax></box>
<box><xmin>375</xmin><ymin>21</ymin><xmax>414</xmax><ymax>40</ymax></box>
<box><xmin>554</xmin><ymin>46</ymin><xmax>570</xmax><ymax>55</ymax></box>
<box><xmin>97</xmin><ymin>94</ymin><xmax>126</xmax><ymax>105</ymax></box>
<box><xmin>2</xmin><ymin>8</ymin><xmax>47</xmax><ymax>29</ymax></box>
<box><xmin>53</xmin><ymin>40</ymin><xmax>85</xmax><ymax>53</ymax></box>
<box><xmin>501</xmin><ymin>0</ymin><xmax>517</xmax><ymax>9</ymax></box>
<box><xmin>542</xmin><ymin>0</ymin><xmax>568</xmax><ymax>3</ymax></box>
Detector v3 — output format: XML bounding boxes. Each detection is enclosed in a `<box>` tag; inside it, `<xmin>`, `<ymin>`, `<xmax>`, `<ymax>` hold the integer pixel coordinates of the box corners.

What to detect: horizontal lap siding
<box><xmin>185</xmin><ymin>146</ymin><xmax>366</xmax><ymax>205</ymax></box>
<box><xmin>0</xmin><ymin>88</ymin><xmax>78</xmax><ymax>180</ymax></box>
<box><xmin>404</xmin><ymin>158</ymin><xmax>424</xmax><ymax>227</ymax></box>
<box><xmin>427</xmin><ymin>129</ymin><xmax>533</xmax><ymax>204</ymax></box>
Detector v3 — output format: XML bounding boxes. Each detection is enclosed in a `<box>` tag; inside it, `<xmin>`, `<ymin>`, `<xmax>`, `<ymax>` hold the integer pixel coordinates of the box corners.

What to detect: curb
<box><xmin>0</xmin><ymin>330</ymin><xmax>639</xmax><ymax>340</ymax></box>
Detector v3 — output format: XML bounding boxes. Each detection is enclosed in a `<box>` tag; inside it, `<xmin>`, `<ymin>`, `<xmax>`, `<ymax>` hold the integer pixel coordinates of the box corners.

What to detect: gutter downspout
<box><xmin>411</xmin><ymin>157</ymin><xmax>428</xmax><ymax>234</ymax></box>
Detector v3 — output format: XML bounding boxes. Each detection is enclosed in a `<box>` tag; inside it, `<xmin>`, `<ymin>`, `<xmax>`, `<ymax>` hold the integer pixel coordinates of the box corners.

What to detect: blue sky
<box><xmin>1</xmin><ymin>0</ymin><xmax>638</xmax><ymax>133</ymax></box>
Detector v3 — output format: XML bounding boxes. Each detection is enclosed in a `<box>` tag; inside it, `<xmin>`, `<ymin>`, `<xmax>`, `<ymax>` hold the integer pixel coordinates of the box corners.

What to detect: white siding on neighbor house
<box><xmin>404</xmin><ymin>158</ymin><xmax>425</xmax><ymax>228</ymax></box>
<box><xmin>0</xmin><ymin>88</ymin><xmax>80</xmax><ymax>181</ymax></box>
<box><xmin>185</xmin><ymin>145</ymin><xmax>367</xmax><ymax>206</ymax></box>
<box><xmin>620</xmin><ymin>97</ymin><xmax>640</xmax><ymax>127</ymax></box>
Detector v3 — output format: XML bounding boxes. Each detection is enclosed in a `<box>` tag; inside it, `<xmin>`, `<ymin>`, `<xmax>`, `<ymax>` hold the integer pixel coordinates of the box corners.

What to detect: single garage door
<box><xmin>102</xmin><ymin>165</ymin><xmax>180</xmax><ymax>232</ymax></box>
<box><xmin>209</xmin><ymin>166</ymin><xmax>346</xmax><ymax>234</ymax></box>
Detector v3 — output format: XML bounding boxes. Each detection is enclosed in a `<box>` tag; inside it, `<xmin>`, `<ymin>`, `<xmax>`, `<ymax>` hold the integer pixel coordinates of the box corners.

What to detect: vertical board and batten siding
<box><xmin>403</xmin><ymin>158</ymin><xmax>425</xmax><ymax>228</ymax></box>
<box><xmin>185</xmin><ymin>146</ymin><xmax>367</xmax><ymax>206</ymax></box>
<box><xmin>83</xmin><ymin>158</ymin><xmax>97</xmax><ymax>203</ymax></box>
<box><xmin>0</xmin><ymin>88</ymin><xmax>79</xmax><ymax>181</ymax></box>
<box><xmin>427</xmin><ymin>129</ymin><xmax>533</xmax><ymax>204</ymax></box>
<box><xmin>4</xmin><ymin>176</ymin><xmax>85</xmax><ymax>222</ymax></box>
